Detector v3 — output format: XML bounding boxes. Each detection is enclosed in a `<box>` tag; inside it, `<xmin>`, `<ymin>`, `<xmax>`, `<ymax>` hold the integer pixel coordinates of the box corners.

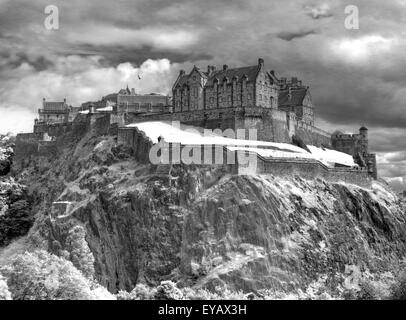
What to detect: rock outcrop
<box><xmin>8</xmin><ymin>130</ymin><xmax>406</xmax><ymax>297</ymax></box>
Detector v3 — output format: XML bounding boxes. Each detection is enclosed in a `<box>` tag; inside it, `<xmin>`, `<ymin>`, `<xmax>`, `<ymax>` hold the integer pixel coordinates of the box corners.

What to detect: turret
<box><xmin>359</xmin><ymin>125</ymin><xmax>368</xmax><ymax>139</ymax></box>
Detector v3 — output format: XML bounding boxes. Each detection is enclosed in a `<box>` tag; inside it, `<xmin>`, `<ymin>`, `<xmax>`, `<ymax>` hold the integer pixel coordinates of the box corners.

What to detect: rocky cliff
<box><xmin>5</xmin><ymin>129</ymin><xmax>406</xmax><ymax>298</ymax></box>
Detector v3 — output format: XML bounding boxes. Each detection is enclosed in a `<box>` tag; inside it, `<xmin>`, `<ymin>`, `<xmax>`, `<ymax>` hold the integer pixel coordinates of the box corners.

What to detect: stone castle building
<box><xmin>81</xmin><ymin>86</ymin><xmax>170</xmax><ymax>114</ymax></box>
<box><xmin>168</xmin><ymin>58</ymin><xmax>329</xmax><ymax>145</ymax></box>
<box><xmin>332</xmin><ymin>126</ymin><xmax>377</xmax><ymax>179</ymax></box>
<box><xmin>278</xmin><ymin>77</ymin><xmax>314</xmax><ymax>126</ymax></box>
<box><xmin>37</xmin><ymin>98</ymin><xmax>71</xmax><ymax>124</ymax></box>
<box><xmin>19</xmin><ymin>58</ymin><xmax>378</xmax><ymax>180</ymax></box>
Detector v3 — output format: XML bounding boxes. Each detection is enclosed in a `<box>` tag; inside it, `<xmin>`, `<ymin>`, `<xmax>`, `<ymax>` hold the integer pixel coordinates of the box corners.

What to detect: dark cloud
<box><xmin>276</xmin><ymin>30</ymin><xmax>317</xmax><ymax>41</ymax></box>
<box><xmin>66</xmin><ymin>44</ymin><xmax>213</xmax><ymax>66</ymax></box>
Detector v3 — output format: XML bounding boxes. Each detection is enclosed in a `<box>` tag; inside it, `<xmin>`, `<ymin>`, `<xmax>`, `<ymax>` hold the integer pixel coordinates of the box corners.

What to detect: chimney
<box><xmin>207</xmin><ymin>65</ymin><xmax>216</xmax><ymax>76</ymax></box>
<box><xmin>291</xmin><ymin>77</ymin><xmax>298</xmax><ymax>85</ymax></box>
<box><xmin>223</xmin><ymin>64</ymin><xmax>228</xmax><ymax>71</ymax></box>
<box><xmin>179</xmin><ymin>69</ymin><xmax>185</xmax><ymax>76</ymax></box>
<box><xmin>258</xmin><ymin>58</ymin><xmax>264</xmax><ymax>67</ymax></box>
<box><xmin>270</xmin><ymin>70</ymin><xmax>275</xmax><ymax>76</ymax></box>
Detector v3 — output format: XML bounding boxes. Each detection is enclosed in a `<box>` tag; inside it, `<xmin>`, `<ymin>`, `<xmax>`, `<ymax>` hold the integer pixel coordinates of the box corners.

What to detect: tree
<box><xmin>0</xmin><ymin>250</ymin><xmax>114</xmax><ymax>300</ymax></box>
<box><xmin>0</xmin><ymin>275</ymin><xmax>12</xmax><ymax>300</ymax></box>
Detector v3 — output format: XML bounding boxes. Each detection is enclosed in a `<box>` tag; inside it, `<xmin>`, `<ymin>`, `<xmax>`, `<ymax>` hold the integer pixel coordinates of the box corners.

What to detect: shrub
<box><xmin>65</xmin><ymin>226</ymin><xmax>95</xmax><ymax>278</ymax></box>
<box><xmin>390</xmin><ymin>271</ymin><xmax>406</xmax><ymax>300</ymax></box>
<box><xmin>0</xmin><ymin>250</ymin><xmax>113</xmax><ymax>300</ymax></box>
<box><xmin>0</xmin><ymin>275</ymin><xmax>12</xmax><ymax>300</ymax></box>
<box><xmin>117</xmin><ymin>283</ymin><xmax>156</xmax><ymax>300</ymax></box>
<box><xmin>155</xmin><ymin>281</ymin><xmax>183</xmax><ymax>300</ymax></box>
<box><xmin>357</xmin><ymin>281</ymin><xmax>380</xmax><ymax>300</ymax></box>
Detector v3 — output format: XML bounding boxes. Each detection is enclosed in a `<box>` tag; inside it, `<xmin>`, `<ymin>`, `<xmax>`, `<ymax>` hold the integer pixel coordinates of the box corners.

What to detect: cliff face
<box><xmin>11</xmin><ymin>131</ymin><xmax>406</xmax><ymax>296</ymax></box>
<box><xmin>0</xmin><ymin>134</ymin><xmax>33</xmax><ymax>247</ymax></box>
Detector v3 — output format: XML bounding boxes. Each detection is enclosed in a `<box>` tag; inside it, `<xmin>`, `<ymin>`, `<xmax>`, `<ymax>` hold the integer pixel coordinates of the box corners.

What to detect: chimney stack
<box><xmin>207</xmin><ymin>65</ymin><xmax>217</xmax><ymax>75</ymax></box>
<box><xmin>258</xmin><ymin>58</ymin><xmax>264</xmax><ymax>67</ymax></box>
<box><xmin>223</xmin><ymin>64</ymin><xmax>228</xmax><ymax>71</ymax></box>
<box><xmin>179</xmin><ymin>69</ymin><xmax>185</xmax><ymax>76</ymax></box>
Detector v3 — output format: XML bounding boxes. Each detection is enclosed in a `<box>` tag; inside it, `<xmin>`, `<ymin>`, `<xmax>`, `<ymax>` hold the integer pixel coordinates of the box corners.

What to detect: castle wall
<box><xmin>117</xmin><ymin>126</ymin><xmax>371</xmax><ymax>188</ymax></box>
<box><xmin>252</xmin><ymin>156</ymin><xmax>370</xmax><ymax>187</ymax></box>
<box><xmin>295</xmin><ymin>121</ymin><xmax>331</xmax><ymax>147</ymax></box>
<box><xmin>117</xmin><ymin>127</ymin><xmax>153</xmax><ymax>163</ymax></box>
<box><xmin>234</xmin><ymin>108</ymin><xmax>291</xmax><ymax>142</ymax></box>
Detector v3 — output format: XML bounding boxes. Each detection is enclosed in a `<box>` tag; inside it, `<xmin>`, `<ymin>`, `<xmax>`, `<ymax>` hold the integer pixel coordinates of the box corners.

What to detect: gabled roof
<box><xmin>205</xmin><ymin>65</ymin><xmax>259</xmax><ymax>86</ymax></box>
<box><xmin>278</xmin><ymin>88</ymin><xmax>308</xmax><ymax>106</ymax></box>
<box><xmin>173</xmin><ymin>66</ymin><xmax>208</xmax><ymax>89</ymax></box>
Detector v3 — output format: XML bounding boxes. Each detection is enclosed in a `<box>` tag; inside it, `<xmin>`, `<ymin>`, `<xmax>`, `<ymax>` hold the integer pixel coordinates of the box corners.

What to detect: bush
<box><xmin>0</xmin><ymin>198</ymin><xmax>34</xmax><ymax>246</ymax></box>
<box><xmin>0</xmin><ymin>275</ymin><xmax>12</xmax><ymax>300</ymax></box>
<box><xmin>0</xmin><ymin>250</ymin><xmax>114</xmax><ymax>300</ymax></box>
<box><xmin>357</xmin><ymin>281</ymin><xmax>380</xmax><ymax>300</ymax></box>
<box><xmin>155</xmin><ymin>281</ymin><xmax>183</xmax><ymax>300</ymax></box>
<box><xmin>65</xmin><ymin>226</ymin><xmax>95</xmax><ymax>278</ymax></box>
<box><xmin>390</xmin><ymin>272</ymin><xmax>406</xmax><ymax>300</ymax></box>
<box><xmin>117</xmin><ymin>283</ymin><xmax>156</xmax><ymax>300</ymax></box>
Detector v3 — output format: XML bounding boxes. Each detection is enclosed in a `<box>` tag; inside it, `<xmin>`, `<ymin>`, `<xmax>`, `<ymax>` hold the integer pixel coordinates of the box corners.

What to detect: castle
<box><xmin>15</xmin><ymin>58</ymin><xmax>378</xmax><ymax>182</ymax></box>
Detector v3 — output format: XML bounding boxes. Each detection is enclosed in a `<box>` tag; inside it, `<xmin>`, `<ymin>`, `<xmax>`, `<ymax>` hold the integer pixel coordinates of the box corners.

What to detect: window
<box><xmin>228</xmin><ymin>95</ymin><xmax>232</xmax><ymax>102</ymax></box>
<box><xmin>193</xmin><ymin>87</ymin><xmax>198</xmax><ymax>98</ymax></box>
<box><xmin>209</xmin><ymin>97</ymin><xmax>214</xmax><ymax>104</ymax></box>
<box><xmin>248</xmin><ymin>94</ymin><xmax>252</xmax><ymax>100</ymax></box>
<box><xmin>259</xmin><ymin>94</ymin><xmax>262</xmax><ymax>101</ymax></box>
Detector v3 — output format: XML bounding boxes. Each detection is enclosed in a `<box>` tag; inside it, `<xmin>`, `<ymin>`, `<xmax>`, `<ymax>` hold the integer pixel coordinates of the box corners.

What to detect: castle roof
<box><xmin>278</xmin><ymin>88</ymin><xmax>308</xmax><ymax>106</ymax></box>
<box><xmin>205</xmin><ymin>65</ymin><xmax>259</xmax><ymax>86</ymax></box>
<box><xmin>43</xmin><ymin>101</ymin><xmax>67</xmax><ymax>111</ymax></box>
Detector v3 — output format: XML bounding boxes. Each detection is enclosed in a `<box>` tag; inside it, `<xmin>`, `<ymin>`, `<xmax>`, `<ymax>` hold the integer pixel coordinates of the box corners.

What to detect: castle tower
<box><xmin>359</xmin><ymin>125</ymin><xmax>368</xmax><ymax>154</ymax></box>
<box><xmin>359</xmin><ymin>125</ymin><xmax>368</xmax><ymax>139</ymax></box>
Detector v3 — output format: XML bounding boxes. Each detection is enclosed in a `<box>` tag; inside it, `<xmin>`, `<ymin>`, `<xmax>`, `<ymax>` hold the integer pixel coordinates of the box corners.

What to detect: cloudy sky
<box><xmin>1</xmin><ymin>0</ymin><xmax>406</xmax><ymax>191</ymax></box>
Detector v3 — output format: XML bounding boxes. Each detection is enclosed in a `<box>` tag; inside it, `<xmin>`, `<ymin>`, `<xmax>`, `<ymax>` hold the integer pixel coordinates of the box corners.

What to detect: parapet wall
<box><xmin>117</xmin><ymin>126</ymin><xmax>153</xmax><ymax>163</ymax></box>
<box><xmin>295</xmin><ymin>121</ymin><xmax>331</xmax><ymax>147</ymax></box>
<box><xmin>14</xmin><ymin>113</ymin><xmax>117</xmax><ymax>171</ymax></box>
<box><xmin>126</xmin><ymin>107</ymin><xmax>330</xmax><ymax>147</ymax></box>
<box><xmin>253</xmin><ymin>156</ymin><xmax>370</xmax><ymax>187</ymax></box>
<box><xmin>117</xmin><ymin>125</ymin><xmax>371</xmax><ymax>188</ymax></box>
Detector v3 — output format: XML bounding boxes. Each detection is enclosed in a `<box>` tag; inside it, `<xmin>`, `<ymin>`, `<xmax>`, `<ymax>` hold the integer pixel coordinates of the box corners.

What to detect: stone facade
<box><xmin>37</xmin><ymin>98</ymin><xmax>71</xmax><ymax>124</ymax></box>
<box><xmin>82</xmin><ymin>86</ymin><xmax>170</xmax><ymax>114</ymax></box>
<box><xmin>173</xmin><ymin>58</ymin><xmax>278</xmax><ymax>112</ymax></box>
<box><xmin>331</xmin><ymin>126</ymin><xmax>377</xmax><ymax>179</ymax></box>
<box><xmin>278</xmin><ymin>77</ymin><xmax>315</xmax><ymax>126</ymax></box>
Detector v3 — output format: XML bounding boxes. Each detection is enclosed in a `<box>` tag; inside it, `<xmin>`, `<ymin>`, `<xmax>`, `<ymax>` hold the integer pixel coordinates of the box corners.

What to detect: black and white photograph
<box><xmin>1</xmin><ymin>0</ymin><xmax>406</xmax><ymax>310</ymax></box>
